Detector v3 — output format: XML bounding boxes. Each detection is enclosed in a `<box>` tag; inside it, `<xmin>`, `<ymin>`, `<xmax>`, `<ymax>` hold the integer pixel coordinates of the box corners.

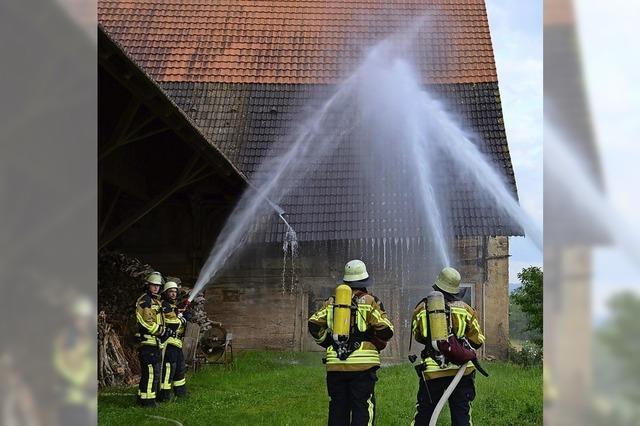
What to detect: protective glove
<box><xmin>178</xmin><ymin>313</ymin><xmax>187</xmax><ymax>326</ymax></box>
<box><xmin>159</xmin><ymin>328</ymin><xmax>175</xmax><ymax>342</ymax></box>
<box><xmin>182</xmin><ymin>310</ymin><xmax>193</xmax><ymax>321</ymax></box>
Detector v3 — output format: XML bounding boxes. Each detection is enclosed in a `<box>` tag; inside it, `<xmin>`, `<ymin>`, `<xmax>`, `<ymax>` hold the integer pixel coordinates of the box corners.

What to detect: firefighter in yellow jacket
<box><xmin>309</xmin><ymin>259</ymin><xmax>394</xmax><ymax>426</ymax></box>
<box><xmin>410</xmin><ymin>267</ymin><xmax>485</xmax><ymax>426</ymax></box>
<box><xmin>158</xmin><ymin>280</ymin><xmax>191</xmax><ymax>401</ymax></box>
<box><xmin>135</xmin><ymin>272</ymin><xmax>173</xmax><ymax>407</ymax></box>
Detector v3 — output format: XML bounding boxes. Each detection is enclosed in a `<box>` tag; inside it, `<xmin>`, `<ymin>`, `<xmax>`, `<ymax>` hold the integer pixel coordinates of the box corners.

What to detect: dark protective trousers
<box><xmin>411</xmin><ymin>372</ymin><xmax>476</xmax><ymax>426</ymax></box>
<box><xmin>137</xmin><ymin>345</ymin><xmax>161</xmax><ymax>406</ymax></box>
<box><xmin>326</xmin><ymin>368</ymin><xmax>377</xmax><ymax>426</ymax></box>
<box><xmin>158</xmin><ymin>344</ymin><xmax>187</xmax><ymax>401</ymax></box>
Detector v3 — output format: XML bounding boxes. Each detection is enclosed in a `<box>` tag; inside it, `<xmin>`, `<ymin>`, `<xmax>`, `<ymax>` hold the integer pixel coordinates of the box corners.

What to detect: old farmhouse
<box><xmin>99</xmin><ymin>0</ymin><xmax>521</xmax><ymax>359</ymax></box>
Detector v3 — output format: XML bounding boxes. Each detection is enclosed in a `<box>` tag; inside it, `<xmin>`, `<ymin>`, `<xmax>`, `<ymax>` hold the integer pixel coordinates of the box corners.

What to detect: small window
<box><xmin>459</xmin><ymin>283</ymin><xmax>476</xmax><ymax>307</ymax></box>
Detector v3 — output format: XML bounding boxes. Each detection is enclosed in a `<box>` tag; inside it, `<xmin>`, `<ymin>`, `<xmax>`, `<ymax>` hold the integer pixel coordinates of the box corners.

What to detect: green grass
<box><xmin>99</xmin><ymin>351</ymin><xmax>541</xmax><ymax>425</ymax></box>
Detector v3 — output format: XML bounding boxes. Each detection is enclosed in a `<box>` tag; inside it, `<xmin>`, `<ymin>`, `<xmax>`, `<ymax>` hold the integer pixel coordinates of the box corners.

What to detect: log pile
<box><xmin>98</xmin><ymin>251</ymin><xmax>218</xmax><ymax>387</ymax></box>
<box><xmin>98</xmin><ymin>251</ymin><xmax>153</xmax><ymax>386</ymax></box>
<box><xmin>98</xmin><ymin>311</ymin><xmax>135</xmax><ymax>386</ymax></box>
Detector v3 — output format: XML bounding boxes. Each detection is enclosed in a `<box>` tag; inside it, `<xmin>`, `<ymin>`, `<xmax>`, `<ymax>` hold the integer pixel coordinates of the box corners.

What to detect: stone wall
<box><xmin>203</xmin><ymin>236</ymin><xmax>511</xmax><ymax>359</ymax></box>
<box><xmin>109</xmin><ymin>199</ymin><xmax>511</xmax><ymax>359</ymax></box>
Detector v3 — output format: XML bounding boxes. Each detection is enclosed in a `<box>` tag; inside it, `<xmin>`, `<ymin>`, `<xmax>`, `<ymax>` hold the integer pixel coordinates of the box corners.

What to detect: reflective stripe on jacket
<box><xmin>411</xmin><ymin>300</ymin><xmax>485</xmax><ymax>380</ymax></box>
<box><xmin>309</xmin><ymin>292</ymin><xmax>394</xmax><ymax>372</ymax></box>
<box><xmin>136</xmin><ymin>292</ymin><xmax>163</xmax><ymax>346</ymax></box>
<box><xmin>161</xmin><ymin>299</ymin><xmax>185</xmax><ymax>348</ymax></box>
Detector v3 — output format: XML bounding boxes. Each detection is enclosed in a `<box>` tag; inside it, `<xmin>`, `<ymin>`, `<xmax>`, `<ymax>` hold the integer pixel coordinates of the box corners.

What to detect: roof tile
<box><xmin>160</xmin><ymin>81</ymin><xmax>521</xmax><ymax>241</ymax></box>
<box><xmin>99</xmin><ymin>0</ymin><xmax>498</xmax><ymax>84</ymax></box>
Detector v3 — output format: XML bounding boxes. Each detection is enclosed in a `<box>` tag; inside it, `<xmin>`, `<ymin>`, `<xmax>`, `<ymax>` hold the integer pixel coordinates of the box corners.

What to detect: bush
<box><xmin>509</xmin><ymin>340</ymin><xmax>543</xmax><ymax>367</ymax></box>
<box><xmin>512</xmin><ymin>267</ymin><xmax>543</xmax><ymax>346</ymax></box>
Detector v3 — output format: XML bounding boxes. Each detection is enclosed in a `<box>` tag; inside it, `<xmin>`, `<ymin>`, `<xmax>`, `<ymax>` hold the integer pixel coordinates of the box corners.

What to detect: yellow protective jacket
<box><xmin>135</xmin><ymin>292</ymin><xmax>164</xmax><ymax>346</ymax></box>
<box><xmin>161</xmin><ymin>299</ymin><xmax>186</xmax><ymax>349</ymax></box>
<box><xmin>308</xmin><ymin>292</ymin><xmax>394</xmax><ymax>372</ymax></box>
<box><xmin>412</xmin><ymin>299</ymin><xmax>485</xmax><ymax>380</ymax></box>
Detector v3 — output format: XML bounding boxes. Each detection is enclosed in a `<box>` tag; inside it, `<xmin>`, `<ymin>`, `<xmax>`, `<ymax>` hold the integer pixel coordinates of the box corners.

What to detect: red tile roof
<box><xmin>98</xmin><ymin>0</ymin><xmax>498</xmax><ymax>84</ymax></box>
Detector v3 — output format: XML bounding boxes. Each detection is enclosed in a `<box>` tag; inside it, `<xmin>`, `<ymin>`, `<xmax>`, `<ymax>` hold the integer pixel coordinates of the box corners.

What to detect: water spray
<box><xmin>188</xmin><ymin>25</ymin><xmax>542</xmax><ymax>303</ymax></box>
<box><xmin>187</xmin><ymin>198</ymin><xmax>297</xmax><ymax>302</ymax></box>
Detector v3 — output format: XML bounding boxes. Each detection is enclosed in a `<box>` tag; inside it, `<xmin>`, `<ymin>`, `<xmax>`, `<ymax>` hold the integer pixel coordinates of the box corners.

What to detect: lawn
<box><xmin>99</xmin><ymin>351</ymin><xmax>541</xmax><ymax>425</ymax></box>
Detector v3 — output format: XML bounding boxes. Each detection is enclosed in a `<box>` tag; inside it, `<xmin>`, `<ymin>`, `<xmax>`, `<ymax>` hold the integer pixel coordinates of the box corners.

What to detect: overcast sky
<box><xmin>484</xmin><ymin>0</ymin><xmax>543</xmax><ymax>284</ymax></box>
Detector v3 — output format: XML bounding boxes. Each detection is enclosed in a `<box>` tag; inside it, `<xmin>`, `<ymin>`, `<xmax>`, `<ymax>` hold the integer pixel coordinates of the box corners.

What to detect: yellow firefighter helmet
<box><xmin>434</xmin><ymin>267</ymin><xmax>461</xmax><ymax>294</ymax></box>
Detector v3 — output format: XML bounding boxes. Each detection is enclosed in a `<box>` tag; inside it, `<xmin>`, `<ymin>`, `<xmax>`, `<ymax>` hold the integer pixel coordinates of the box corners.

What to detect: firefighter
<box><xmin>410</xmin><ymin>267</ymin><xmax>485</xmax><ymax>426</ymax></box>
<box><xmin>135</xmin><ymin>272</ymin><xmax>172</xmax><ymax>407</ymax></box>
<box><xmin>53</xmin><ymin>297</ymin><xmax>96</xmax><ymax>425</ymax></box>
<box><xmin>308</xmin><ymin>259</ymin><xmax>394</xmax><ymax>426</ymax></box>
<box><xmin>157</xmin><ymin>280</ymin><xmax>191</xmax><ymax>402</ymax></box>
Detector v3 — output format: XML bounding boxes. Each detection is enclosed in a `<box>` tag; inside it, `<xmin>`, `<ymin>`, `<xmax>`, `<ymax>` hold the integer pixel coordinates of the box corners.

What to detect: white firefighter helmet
<box><xmin>163</xmin><ymin>281</ymin><xmax>179</xmax><ymax>293</ymax></box>
<box><xmin>434</xmin><ymin>267</ymin><xmax>461</xmax><ymax>294</ymax></box>
<box><xmin>145</xmin><ymin>272</ymin><xmax>163</xmax><ymax>286</ymax></box>
<box><xmin>342</xmin><ymin>259</ymin><xmax>370</xmax><ymax>284</ymax></box>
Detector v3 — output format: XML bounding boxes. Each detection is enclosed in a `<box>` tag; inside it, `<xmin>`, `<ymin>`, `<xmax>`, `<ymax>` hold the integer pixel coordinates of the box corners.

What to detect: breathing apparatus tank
<box><xmin>332</xmin><ymin>284</ymin><xmax>353</xmax><ymax>360</ymax></box>
<box><xmin>426</xmin><ymin>290</ymin><xmax>448</xmax><ymax>352</ymax></box>
<box><xmin>333</xmin><ymin>284</ymin><xmax>352</xmax><ymax>338</ymax></box>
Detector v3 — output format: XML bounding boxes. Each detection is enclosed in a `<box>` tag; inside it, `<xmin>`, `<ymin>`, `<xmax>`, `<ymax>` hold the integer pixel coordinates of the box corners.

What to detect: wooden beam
<box><xmin>98</xmin><ymin>154</ymin><xmax>201</xmax><ymax>250</ymax></box>
<box><xmin>99</xmin><ymin>125</ymin><xmax>171</xmax><ymax>162</ymax></box>
<box><xmin>123</xmin><ymin>115</ymin><xmax>155</xmax><ymax>140</ymax></box>
<box><xmin>119</xmin><ymin>126</ymin><xmax>170</xmax><ymax>145</ymax></box>
<box><xmin>99</xmin><ymin>187</ymin><xmax>122</xmax><ymax>236</ymax></box>
<box><xmin>99</xmin><ymin>99</ymin><xmax>140</xmax><ymax>160</ymax></box>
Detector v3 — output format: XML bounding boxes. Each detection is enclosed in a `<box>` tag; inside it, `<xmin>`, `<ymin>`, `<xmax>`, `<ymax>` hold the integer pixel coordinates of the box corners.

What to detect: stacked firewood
<box><xmin>98</xmin><ymin>251</ymin><xmax>218</xmax><ymax>386</ymax></box>
<box><xmin>98</xmin><ymin>311</ymin><xmax>135</xmax><ymax>386</ymax></box>
<box><xmin>97</xmin><ymin>251</ymin><xmax>153</xmax><ymax>386</ymax></box>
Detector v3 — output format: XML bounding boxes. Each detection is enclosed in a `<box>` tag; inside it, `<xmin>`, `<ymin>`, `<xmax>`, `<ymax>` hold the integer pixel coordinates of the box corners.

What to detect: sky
<box><xmin>484</xmin><ymin>0</ymin><xmax>544</xmax><ymax>284</ymax></box>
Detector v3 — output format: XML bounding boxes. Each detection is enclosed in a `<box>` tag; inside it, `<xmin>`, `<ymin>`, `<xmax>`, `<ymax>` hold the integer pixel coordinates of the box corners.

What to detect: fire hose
<box><xmin>409</xmin><ymin>290</ymin><xmax>489</xmax><ymax>426</ymax></box>
<box><xmin>429</xmin><ymin>365</ymin><xmax>466</xmax><ymax>426</ymax></box>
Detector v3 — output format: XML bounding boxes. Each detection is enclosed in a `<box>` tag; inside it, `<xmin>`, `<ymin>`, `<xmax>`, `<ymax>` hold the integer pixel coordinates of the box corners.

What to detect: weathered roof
<box><xmin>98</xmin><ymin>26</ymin><xmax>250</xmax><ymax>192</ymax></box>
<box><xmin>98</xmin><ymin>1</ymin><xmax>521</xmax><ymax>241</ymax></box>
<box><xmin>98</xmin><ymin>0</ymin><xmax>497</xmax><ymax>84</ymax></box>
<box><xmin>162</xmin><ymin>81</ymin><xmax>521</xmax><ymax>241</ymax></box>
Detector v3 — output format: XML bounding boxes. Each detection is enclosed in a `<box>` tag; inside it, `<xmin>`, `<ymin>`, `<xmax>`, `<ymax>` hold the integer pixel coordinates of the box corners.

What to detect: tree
<box><xmin>511</xmin><ymin>266</ymin><xmax>543</xmax><ymax>346</ymax></box>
